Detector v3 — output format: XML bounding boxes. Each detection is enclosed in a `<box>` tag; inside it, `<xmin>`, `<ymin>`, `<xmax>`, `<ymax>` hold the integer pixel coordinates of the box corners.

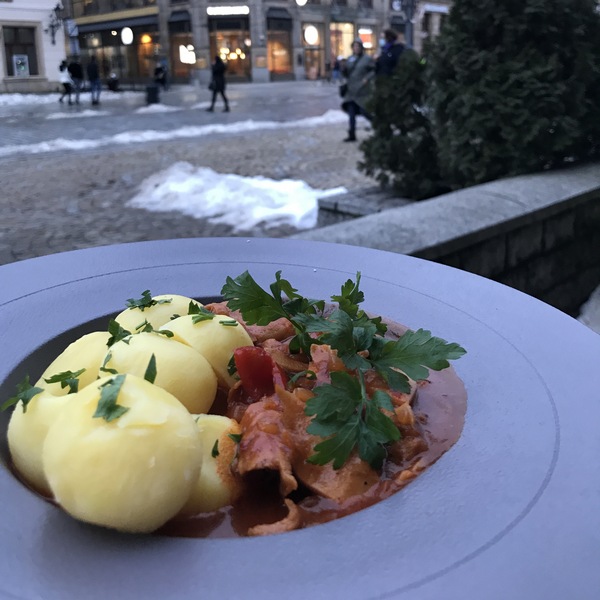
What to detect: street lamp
<box><xmin>45</xmin><ymin>3</ymin><xmax>64</xmax><ymax>45</ymax></box>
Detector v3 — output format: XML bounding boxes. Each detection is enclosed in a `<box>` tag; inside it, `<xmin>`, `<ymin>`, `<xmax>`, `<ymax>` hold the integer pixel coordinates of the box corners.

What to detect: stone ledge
<box><xmin>296</xmin><ymin>163</ymin><xmax>600</xmax><ymax>259</ymax></box>
<box><xmin>317</xmin><ymin>186</ymin><xmax>412</xmax><ymax>227</ymax></box>
<box><xmin>292</xmin><ymin>162</ymin><xmax>600</xmax><ymax>314</ymax></box>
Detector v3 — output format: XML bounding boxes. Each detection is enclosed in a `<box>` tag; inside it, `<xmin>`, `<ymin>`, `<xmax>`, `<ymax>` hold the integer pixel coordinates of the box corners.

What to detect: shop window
<box><xmin>358</xmin><ymin>27</ymin><xmax>374</xmax><ymax>53</ymax></box>
<box><xmin>422</xmin><ymin>12</ymin><xmax>432</xmax><ymax>37</ymax></box>
<box><xmin>302</xmin><ymin>22</ymin><xmax>325</xmax><ymax>79</ymax></box>
<box><xmin>209</xmin><ymin>17</ymin><xmax>251</xmax><ymax>79</ymax></box>
<box><xmin>3</xmin><ymin>26</ymin><xmax>39</xmax><ymax>77</ymax></box>
<box><xmin>267</xmin><ymin>18</ymin><xmax>292</xmax><ymax>75</ymax></box>
<box><xmin>358</xmin><ymin>0</ymin><xmax>373</xmax><ymax>8</ymax></box>
<box><xmin>329</xmin><ymin>22</ymin><xmax>354</xmax><ymax>60</ymax></box>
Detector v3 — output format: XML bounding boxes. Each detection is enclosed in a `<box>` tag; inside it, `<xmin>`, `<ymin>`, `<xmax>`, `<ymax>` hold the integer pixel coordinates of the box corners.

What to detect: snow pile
<box><xmin>127</xmin><ymin>161</ymin><xmax>345</xmax><ymax>231</ymax></box>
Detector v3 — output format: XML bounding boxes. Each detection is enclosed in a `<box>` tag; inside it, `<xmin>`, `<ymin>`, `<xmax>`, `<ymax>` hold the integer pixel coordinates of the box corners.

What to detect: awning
<box><xmin>169</xmin><ymin>10</ymin><xmax>190</xmax><ymax>23</ymax></box>
<box><xmin>77</xmin><ymin>15</ymin><xmax>158</xmax><ymax>34</ymax></box>
<box><xmin>266</xmin><ymin>7</ymin><xmax>291</xmax><ymax>19</ymax></box>
<box><xmin>421</xmin><ymin>3</ymin><xmax>450</xmax><ymax>14</ymax></box>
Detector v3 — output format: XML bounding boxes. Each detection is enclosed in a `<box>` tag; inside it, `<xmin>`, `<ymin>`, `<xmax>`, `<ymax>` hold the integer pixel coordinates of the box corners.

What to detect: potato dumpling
<box><xmin>180</xmin><ymin>415</ymin><xmax>243</xmax><ymax>515</ymax></box>
<box><xmin>43</xmin><ymin>374</ymin><xmax>203</xmax><ymax>533</ymax></box>
<box><xmin>115</xmin><ymin>294</ymin><xmax>203</xmax><ymax>333</ymax></box>
<box><xmin>101</xmin><ymin>332</ymin><xmax>217</xmax><ymax>414</ymax></box>
<box><xmin>7</xmin><ymin>390</ymin><xmax>71</xmax><ymax>495</ymax></box>
<box><xmin>161</xmin><ymin>315</ymin><xmax>253</xmax><ymax>387</ymax></box>
<box><xmin>35</xmin><ymin>331</ymin><xmax>111</xmax><ymax>396</ymax></box>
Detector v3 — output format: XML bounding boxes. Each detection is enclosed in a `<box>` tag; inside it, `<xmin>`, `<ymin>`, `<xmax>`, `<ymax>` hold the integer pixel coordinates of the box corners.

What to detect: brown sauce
<box><xmin>158</xmin><ymin>362</ymin><xmax>467</xmax><ymax>538</ymax></box>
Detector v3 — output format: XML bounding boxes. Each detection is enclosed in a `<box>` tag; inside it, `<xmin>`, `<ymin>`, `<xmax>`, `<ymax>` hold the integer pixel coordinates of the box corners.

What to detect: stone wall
<box><xmin>293</xmin><ymin>163</ymin><xmax>600</xmax><ymax>316</ymax></box>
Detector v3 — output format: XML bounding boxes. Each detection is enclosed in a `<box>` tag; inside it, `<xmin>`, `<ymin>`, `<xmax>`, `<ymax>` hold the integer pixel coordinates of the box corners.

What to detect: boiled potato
<box><xmin>180</xmin><ymin>415</ymin><xmax>243</xmax><ymax>515</ymax></box>
<box><xmin>7</xmin><ymin>389</ymin><xmax>71</xmax><ymax>495</ymax></box>
<box><xmin>35</xmin><ymin>331</ymin><xmax>111</xmax><ymax>396</ymax></box>
<box><xmin>161</xmin><ymin>315</ymin><xmax>253</xmax><ymax>387</ymax></box>
<box><xmin>43</xmin><ymin>374</ymin><xmax>203</xmax><ymax>533</ymax></box>
<box><xmin>101</xmin><ymin>332</ymin><xmax>217</xmax><ymax>414</ymax></box>
<box><xmin>115</xmin><ymin>294</ymin><xmax>202</xmax><ymax>333</ymax></box>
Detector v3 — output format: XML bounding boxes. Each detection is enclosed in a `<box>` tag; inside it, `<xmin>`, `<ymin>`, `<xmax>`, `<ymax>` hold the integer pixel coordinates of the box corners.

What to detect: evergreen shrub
<box><xmin>358</xmin><ymin>50</ymin><xmax>448</xmax><ymax>200</ymax></box>
<box><xmin>359</xmin><ymin>0</ymin><xmax>600</xmax><ymax>197</ymax></box>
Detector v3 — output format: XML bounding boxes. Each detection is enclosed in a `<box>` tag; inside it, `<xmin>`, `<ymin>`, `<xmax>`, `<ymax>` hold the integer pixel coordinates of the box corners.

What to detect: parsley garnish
<box><xmin>188</xmin><ymin>302</ymin><xmax>216</xmax><ymax>324</ymax></box>
<box><xmin>143</xmin><ymin>354</ymin><xmax>157</xmax><ymax>384</ymax></box>
<box><xmin>44</xmin><ymin>368</ymin><xmax>85</xmax><ymax>394</ymax></box>
<box><xmin>305</xmin><ymin>371</ymin><xmax>399</xmax><ymax>470</ymax></box>
<box><xmin>99</xmin><ymin>352</ymin><xmax>118</xmax><ymax>375</ymax></box>
<box><xmin>211</xmin><ymin>439</ymin><xmax>220</xmax><ymax>458</ymax></box>
<box><xmin>221</xmin><ymin>270</ymin><xmax>324</xmax><ymax>326</ymax></box>
<box><xmin>106</xmin><ymin>320</ymin><xmax>132</xmax><ymax>348</ymax></box>
<box><xmin>287</xmin><ymin>370</ymin><xmax>317</xmax><ymax>388</ymax></box>
<box><xmin>219</xmin><ymin>319</ymin><xmax>238</xmax><ymax>327</ymax></box>
<box><xmin>227</xmin><ymin>355</ymin><xmax>238</xmax><ymax>377</ymax></box>
<box><xmin>228</xmin><ymin>433</ymin><xmax>242</xmax><ymax>444</ymax></box>
<box><xmin>1</xmin><ymin>375</ymin><xmax>43</xmax><ymax>413</ymax></box>
<box><xmin>220</xmin><ymin>270</ymin><xmax>466</xmax><ymax>470</ymax></box>
<box><xmin>125</xmin><ymin>290</ymin><xmax>172</xmax><ymax>311</ymax></box>
<box><xmin>133</xmin><ymin>319</ymin><xmax>174</xmax><ymax>338</ymax></box>
<box><xmin>93</xmin><ymin>375</ymin><xmax>129</xmax><ymax>422</ymax></box>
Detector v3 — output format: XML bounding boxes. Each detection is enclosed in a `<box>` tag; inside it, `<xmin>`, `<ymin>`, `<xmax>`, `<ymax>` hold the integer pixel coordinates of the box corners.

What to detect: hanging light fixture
<box><xmin>45</xmin><ymin>3</ymin><xmax>64</xmax><ymax>45</ymax></box>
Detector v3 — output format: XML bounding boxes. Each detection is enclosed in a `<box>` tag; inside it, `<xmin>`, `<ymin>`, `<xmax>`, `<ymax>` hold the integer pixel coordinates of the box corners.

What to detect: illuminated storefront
<box><xmin>66</xmin><ymin>0</ymin><xmax>390</xmax><ymax>84</ymax></box>
<box><xmin>266</xmin><ymin>8</ymin><xmax>292</xmax><ymax>80</ymax></box>
<box><xmin>302</xmin><ymin>23</ymin><xmax>325</xmax><ymax>80</ymax></box>
<box><xmin>78</xmin><ymin>24</ymin><xmax>159</xmax><ymax>83</ymax></box>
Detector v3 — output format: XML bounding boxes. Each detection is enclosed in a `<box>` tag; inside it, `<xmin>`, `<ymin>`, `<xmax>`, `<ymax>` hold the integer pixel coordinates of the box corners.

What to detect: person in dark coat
<box><xmin>340</xmin><ymin>39</ymin><xmax>375</xmax><ymax>142</ymax></box>
<box><xmin>206</xmin><ymin>56</ymin><xmax>229</xmax><ymax>112</ymax></box>
<box><xmin>375</xmin><ymin>29</ymin><xmax>405</xmax><ymax>77</ymax></box>
<box><xmin>67</xmin><ymin>56</ymin><xmax>83</xmax><ymax>104</ymax></box>
<box><xmin>86</xmin><ymin>55</ymin><xmax>101</xmax><ymax>105</ymax></box>
<box><xmin>154</xmin><ymin>61</ymin><xmax>168</xmax><ymax>90</ymax></box>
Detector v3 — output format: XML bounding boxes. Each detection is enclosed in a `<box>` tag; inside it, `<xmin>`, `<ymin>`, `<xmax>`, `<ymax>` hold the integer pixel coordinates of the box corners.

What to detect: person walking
<box><xmin>375</xmin><ymin>29</ymin><xmax>405</xmax><ymax>77</ymax></box>
<box><xmin>206</xmin><ymin>56</ymin><xmax>229</xmax><ymax>113</ymax></box>
<box><xmin>58</xmin><ymin>60</ymin><xmax>73</xmax><ymax>105</ymax></box>
<box><xmin>340</xmin><ymin>39</ymin><xmax>375</xmax><ymax>142</ymax></box>
<box><xmin>154</xmin><ymin>61</ymin><xmax>168</xmax><ymax>90</ymax></box>
<box><xmin>67</xmin><ymin>56</ymin><xmax>84</xmax><ymax>104</ymax></box>
<box><xmin>86</xmin><ymin>56</ymin><xmax>102</xmax><ymax>105</ymax></box>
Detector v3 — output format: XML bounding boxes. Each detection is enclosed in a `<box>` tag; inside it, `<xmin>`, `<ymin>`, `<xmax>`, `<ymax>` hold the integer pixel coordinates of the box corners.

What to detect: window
<box><xmin>422</xmin><ymin>12</ymin><xmax>431</xmax><ymax>36</ymax></box>
<box><xmin>3</xmin><ymin>26</ymin><xmax>39</xmax><ymax>76</ymax></box>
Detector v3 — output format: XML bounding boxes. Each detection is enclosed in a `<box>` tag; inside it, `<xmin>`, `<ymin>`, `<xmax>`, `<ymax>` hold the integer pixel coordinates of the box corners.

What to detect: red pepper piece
<box><xmin>233</xmin><ymin>346</ymin><xmax>288</xmax><ymax>402</ymax></box>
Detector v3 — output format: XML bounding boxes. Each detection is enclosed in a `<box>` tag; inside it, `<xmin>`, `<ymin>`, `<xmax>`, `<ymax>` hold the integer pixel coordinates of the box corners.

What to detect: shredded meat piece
<box><xmin>247</xmin><ymin>318</ymin><xmax>295</xmax><ymax>343</ymax></box>
<box><xmin>294</xmin><ymin>453</ymin><xmax>381</xmax><ymax>503</ymax></box>
<box><xmin>205</xmin><ymin>302</ymin><xmax>294</xmax><ymax>343</ymax></box>
<box><xmin>247</xmin><ymin>500</ymin><xmax>302</xmax><ymax>536</ymax></box>
<box><xmin>272</xmin><ymin>385</ymin><xmax>381</xmax><ymax>503</ymax></box>
<box><xmin>308</xmin><ymin>344</ymin><xmax>345</xmax><ymax>385</ymax></box>
<box><xmin>263</xmin><ymin>346</ymin><xmax>308</xmax><ymax>374</ymax></box>
<box><xmin>235</xmin><ymin>398</ymin><xmax>298</xmax><ymax>497</ymax></box>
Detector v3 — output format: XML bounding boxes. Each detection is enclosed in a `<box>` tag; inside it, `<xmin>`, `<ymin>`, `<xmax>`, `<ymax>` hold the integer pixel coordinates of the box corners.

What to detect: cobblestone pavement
<box><xmin>0</xmin><ymin>81</ymin><xmax>374</xmax><ymax>266</ymax></box>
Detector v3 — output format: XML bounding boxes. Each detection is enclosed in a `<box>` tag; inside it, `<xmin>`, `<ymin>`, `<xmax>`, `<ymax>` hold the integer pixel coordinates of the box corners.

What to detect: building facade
<box><xmin>0</xmin><ymin>0</ymin><xmax>451</xmax><ymax>91</ymax></box>
<box><xmin>1</xmin><ymin>0</ymin><xmax>68</xmax><ymax>92</ymax></box>
<box><xmin>65</xmin><ymin>0</ymin><xmax>451</xmax><ymax>84</ymax></box>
